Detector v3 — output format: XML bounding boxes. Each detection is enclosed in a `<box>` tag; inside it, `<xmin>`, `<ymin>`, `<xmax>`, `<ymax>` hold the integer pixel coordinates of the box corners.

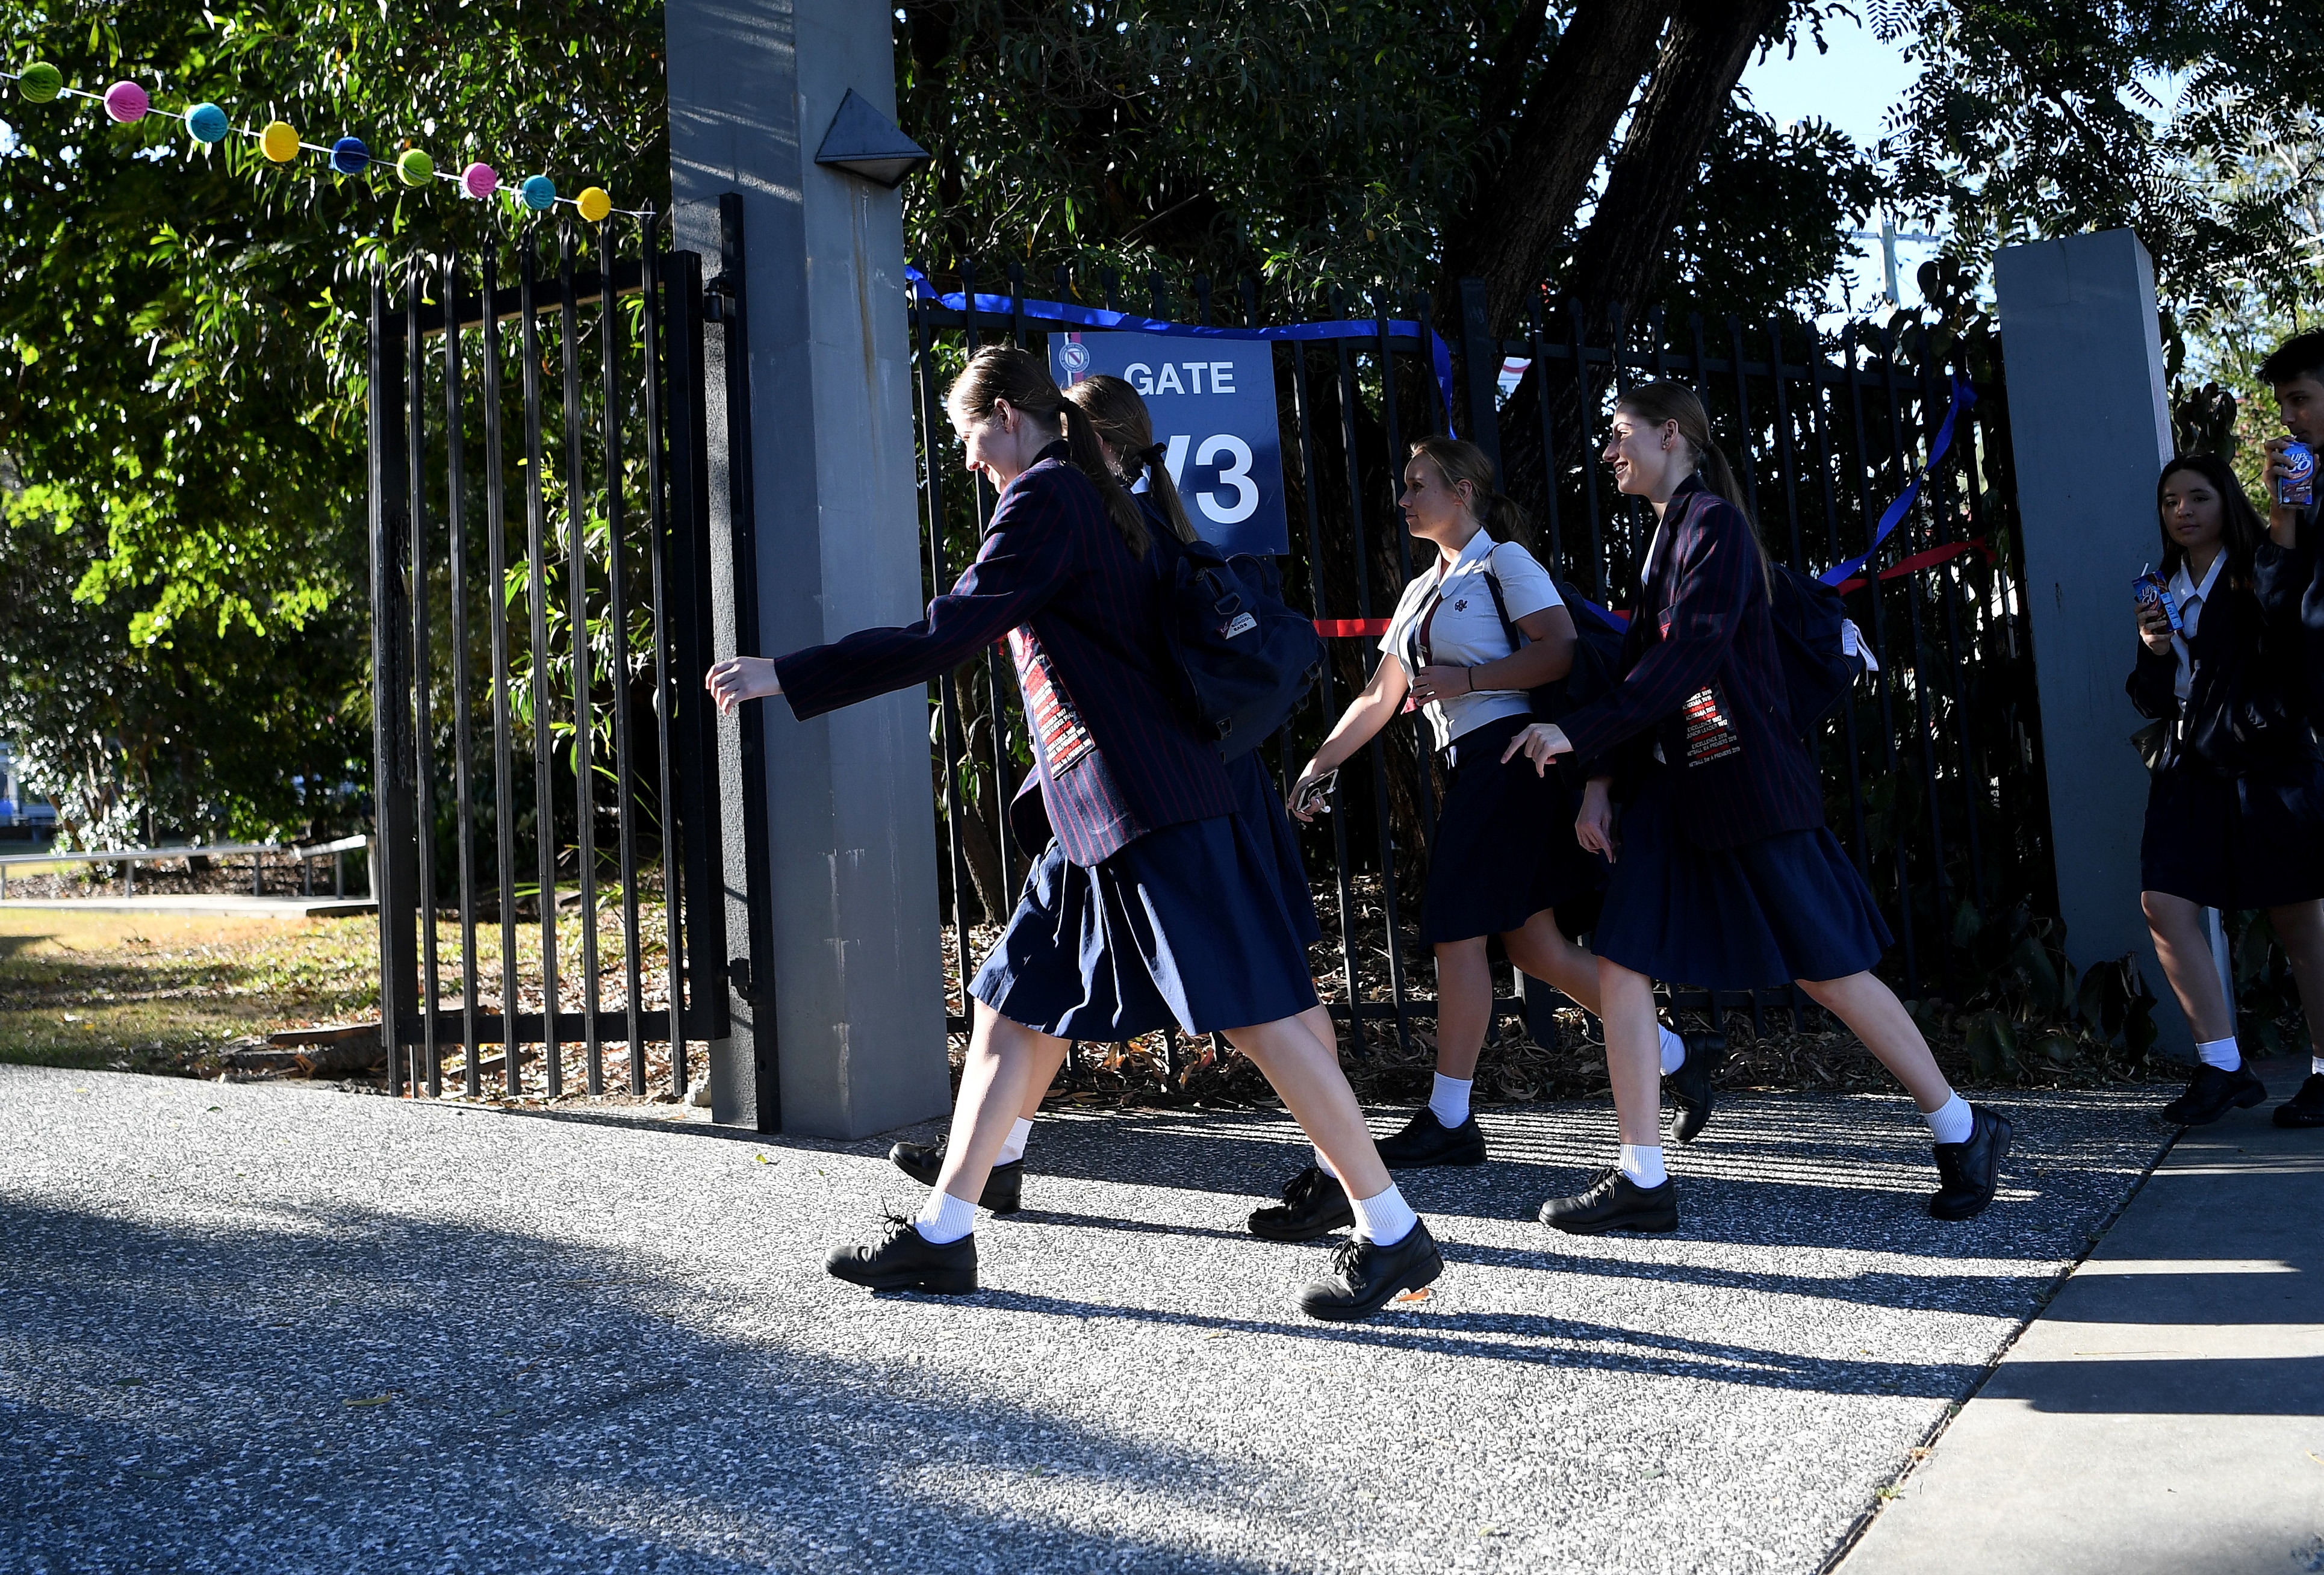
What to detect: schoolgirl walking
<box><xmin>707</xmin><ymin>346</ymin><xmax>1441</xmax><ymax>1320</ymax></box>
<box><xmin>884</xmin><ymin>372</ymin><xmax>1343</xmax><ymax>1211</ymax></box>
<box><xmin>1506</xmin><ymin>381</ymin><xmax>2010</xmax><ymax>1229</ymax></box>
<box><xmin>1266</xmin><ymin>436</ymin><xmax>1723</xmax><ymax>1238</ymax></box>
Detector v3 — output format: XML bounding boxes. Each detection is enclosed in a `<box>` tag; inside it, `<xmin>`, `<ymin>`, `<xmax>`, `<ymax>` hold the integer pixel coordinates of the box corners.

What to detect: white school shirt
<box><xmin>2167</xmin><ymin>552</ymin><xmax>2224</xmax><ymax>703</ymax></box>
<box><xmin>1377</xmin><ymin>532</ymin><xmax>1561</xmax><ymax>757</ymax></box>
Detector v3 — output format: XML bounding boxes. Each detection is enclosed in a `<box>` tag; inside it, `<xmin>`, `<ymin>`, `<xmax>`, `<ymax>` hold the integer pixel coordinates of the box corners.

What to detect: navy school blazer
<box><xmin>773</xmin><ymin>443</ymin><xmax>1235</xmax><ymax>867</ymax></box>
<box><xmin>1557</xmin><ymin>475</ymin><xmax>1826</xmax><ymax>850</ymax></box>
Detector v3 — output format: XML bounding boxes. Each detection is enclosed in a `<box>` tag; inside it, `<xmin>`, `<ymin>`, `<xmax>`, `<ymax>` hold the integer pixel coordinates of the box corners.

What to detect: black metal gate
<box><xmin>367</xmin><ymin>216</ymin><xmax>735</xmax><ymax>1099</ymax></box>
<box><xmin>907</xmin><ymin>267</ymin><xmax>2042</xmax><ymax>1065</ymax></box>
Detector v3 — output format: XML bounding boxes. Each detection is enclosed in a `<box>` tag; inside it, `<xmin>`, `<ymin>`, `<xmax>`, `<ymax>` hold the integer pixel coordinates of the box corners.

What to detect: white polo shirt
<box><xmin>1378</xmin><ymin>530</ymin><xmax>1561</xmax><ymax>754</ymax></box>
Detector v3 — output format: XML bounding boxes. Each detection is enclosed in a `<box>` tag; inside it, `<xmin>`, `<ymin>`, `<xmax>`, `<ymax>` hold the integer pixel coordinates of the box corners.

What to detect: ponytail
<box><xmin>947</xmin><ymin>346</ymin><xmax>1149</xmax><ymax>557</ymax></box>
<box><xmin>1062</xmin><ymin>373</ymin><xmax>1195</xmax><ymax>542</ymax></box>
<box><xmin>1406</xmin><ymin>435</ymin><xmax>1532</xmax><ymax>548</ymax></box>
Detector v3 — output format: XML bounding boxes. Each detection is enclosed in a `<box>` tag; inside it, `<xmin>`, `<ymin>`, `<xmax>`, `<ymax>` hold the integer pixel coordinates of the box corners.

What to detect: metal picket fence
<box><xmin>907</xmin><ymin>266</ymin><xmax>2046</xmax><ymax>1060</ymax></box>
<box><xmin>366</xmin><ymin>219</ymin><xmax>732</xmax><ymax>1099</ymax></box>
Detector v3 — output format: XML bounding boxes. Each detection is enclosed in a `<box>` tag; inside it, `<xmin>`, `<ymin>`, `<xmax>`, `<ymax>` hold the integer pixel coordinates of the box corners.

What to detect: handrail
<box><xmin>0</xmin><ymin>833</ymin><xmax>371</xmax><ymax>901</ymax></box>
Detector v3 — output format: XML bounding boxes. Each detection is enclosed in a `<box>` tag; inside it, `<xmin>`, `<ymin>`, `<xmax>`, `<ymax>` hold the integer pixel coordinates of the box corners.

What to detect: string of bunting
<box><xmin>3</xmin><ymin>59</ymin><xmax>643</xmax><ymax>223</ymax></box>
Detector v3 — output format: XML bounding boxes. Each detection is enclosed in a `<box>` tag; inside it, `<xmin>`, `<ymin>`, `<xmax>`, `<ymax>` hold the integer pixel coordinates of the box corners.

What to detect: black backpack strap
<box><xmin>1476</xmin><ymin>550</ymin><xmax>1527</xmax><ymax>658</ymax></box>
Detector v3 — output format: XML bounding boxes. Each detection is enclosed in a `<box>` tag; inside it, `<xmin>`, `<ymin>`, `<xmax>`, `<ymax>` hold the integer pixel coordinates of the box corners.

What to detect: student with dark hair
<box><xmin>884</xmin><ymin>373</ymin><xmax>1340</xmax><ymax>1208</ymax></box>
<box><xmin>707</xmin><ymin>346</ymin><xmax>1441</xmax><ymax>1320</ymax></box>
<box><xmin>2132</xmin><ymin>451</ymin><xmax>2324</xmax><ymax>1126</ymax></box>
<box><xmin>1505</xmin><ymin>381</ymin><xmax>2009</xmax><ymax>1231</ymax></box>
<box><xmin>1264</xmin><ymin>435</ymin><xmax>1720</xmax><ymax>1236</ymax></box>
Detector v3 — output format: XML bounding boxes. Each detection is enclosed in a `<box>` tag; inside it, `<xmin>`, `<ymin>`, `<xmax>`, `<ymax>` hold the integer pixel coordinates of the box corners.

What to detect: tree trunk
<box><xmin>1436</xmin><ymin>0</ymin><xmax>1674</xmax><ymax>343</ymax></box>
<box><xmin>1562</xmin><ymin>0</ymin><xmax>1787</xmax><ymax>333</ymax></box>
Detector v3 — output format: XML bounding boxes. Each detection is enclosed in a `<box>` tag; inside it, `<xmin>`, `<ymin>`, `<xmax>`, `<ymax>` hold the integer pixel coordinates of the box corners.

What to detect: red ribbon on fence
<box><xmin>1833</xmin><ymin>537</ymin><xmax>1992</xmax><ymax>595</ymax></box>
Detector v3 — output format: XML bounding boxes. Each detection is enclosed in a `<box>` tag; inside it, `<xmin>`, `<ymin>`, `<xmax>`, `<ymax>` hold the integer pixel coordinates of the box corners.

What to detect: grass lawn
<box><xmin>0</xmin><ymin>910</ymin><xmax>380</xmax><ymax>1075</ymax></box>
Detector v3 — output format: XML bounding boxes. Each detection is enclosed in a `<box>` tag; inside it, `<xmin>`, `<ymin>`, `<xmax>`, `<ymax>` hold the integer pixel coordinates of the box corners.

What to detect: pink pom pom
<box><xmin>102</xmin><ymin>81</ymin><xmax>149</xmax><ymax>123</ymax></box>
<box><xmin>461</xmin><ymin>161</ymin><xmax>498</xmax><ymax>200</ymax></box>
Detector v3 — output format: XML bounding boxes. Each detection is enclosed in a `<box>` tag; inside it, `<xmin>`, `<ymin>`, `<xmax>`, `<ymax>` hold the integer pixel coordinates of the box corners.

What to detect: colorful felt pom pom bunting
<box><xmin>1</xmin><ymin>58</ymin><xmax>647</xmax><ymax>222</ymax></box>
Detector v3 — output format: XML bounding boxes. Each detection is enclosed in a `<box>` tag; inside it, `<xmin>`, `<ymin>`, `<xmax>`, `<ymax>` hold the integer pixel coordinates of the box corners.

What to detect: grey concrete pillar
<box><xmin>666</xmin><ymin>0</ymin><xmax>951</xmax><ymax>1136</ymax></box>
<box><xmin>1993</xmin><ymin>229</ymin><xmax>2190</xmax><ymax>1054</ymax></box>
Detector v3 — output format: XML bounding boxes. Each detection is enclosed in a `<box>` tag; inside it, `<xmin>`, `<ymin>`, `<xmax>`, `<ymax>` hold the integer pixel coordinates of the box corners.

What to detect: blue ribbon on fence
<box><xmin>904</xmin><ymin>266</ymin><xmax>1461</xmax><ymax>437</ymax></box>
<box><xmin>1816</xmin><ymin>375</ymin><xmax>1977</xmax><ymax>589</ymax></box>
<box><xmin>1561</xmin><ymin>373</ymin><xmax>1979</xmax><ymax>633</ymax></box>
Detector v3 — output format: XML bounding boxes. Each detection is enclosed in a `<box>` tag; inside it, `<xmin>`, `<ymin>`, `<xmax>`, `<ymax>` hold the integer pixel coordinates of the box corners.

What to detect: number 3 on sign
<box><xmin>1163</xmin><ymin>434</ymin><xmax>1260</xmax><ymax>526</ymax></box>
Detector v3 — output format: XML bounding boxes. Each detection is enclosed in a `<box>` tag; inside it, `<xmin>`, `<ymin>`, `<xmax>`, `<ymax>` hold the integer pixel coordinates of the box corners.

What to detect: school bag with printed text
<box><xmin>1149</xmin><ymin>529</ymin><xmax>1326</xmax><ymax>759</ymax></box>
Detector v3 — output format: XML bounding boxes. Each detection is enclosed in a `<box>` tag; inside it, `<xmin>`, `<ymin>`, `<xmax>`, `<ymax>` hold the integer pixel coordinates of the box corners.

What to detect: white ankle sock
<box><xmin>1348</xmin><ymin>1182</ymin><xmax>1417</xmax><ymax>1245</ymax></box>
<box><xmin>1313</xmin><ymin>1148</ymin><xmax>1338</xmax><ymax>1179</ymax></box>
<box><xmin>1619</xmin><ymin>1143</ymin><xmax>1667</xmax><ymax>1188</ymax></box>
<box><xmin>1429</xmin><ymin>1073</ymin><xmax>1473</xmax><ymax>1128</ymax></box>
<box><xmin>2195</xmin><ymin>1036</ymin><xmax>2241</xmax><ymax>1072</ymax></box>
<box><xmin>913</xmin><ymin>1187</ymin><xmax>977</xmax><ymax>1245</ymax></box>
<box><xmin>1923</xmin><ymin>1092</ymin><xmax>1975</xmax><ymax>1146</ymax></box>
<box><xmin>995</xmin><ymin>1117</ymin><xmax>1033</xmax><ymax>1166</ymax></box>
<box><xmin>1658</xmin><ymin>1026</ymin><xmax>1686</xmax><ymax>1076</ymax></box>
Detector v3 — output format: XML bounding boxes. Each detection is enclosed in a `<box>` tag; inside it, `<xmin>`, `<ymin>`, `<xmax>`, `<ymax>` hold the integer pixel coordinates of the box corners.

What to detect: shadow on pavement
<box><xmin>0</xmin><ymin>1193</ymin><xmax>1278</xmax><ymax>1575</ymax></box>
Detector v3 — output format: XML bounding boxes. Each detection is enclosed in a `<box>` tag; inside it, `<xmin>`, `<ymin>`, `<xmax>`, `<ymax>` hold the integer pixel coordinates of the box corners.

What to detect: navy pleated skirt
<box><xmin>969</xmin><ymin>811</ymin><xmax>1321</xmax><ymax>1039</ymax></box>
<box><xmin>1232</xmin><ymin>750</ymin><xmax>1322</xmax><ymax>946</ymax></box>
<box><xmin>1421</xmin><ymin>713</ymin><xmax>1610</xmax><ymax>944</ymax></box>
<box><xmin>1592</xmin><ymin>773</ymin><xmax>1891</xmax><ymax>989</ymax></box>
<box><xmin>2142</xmin><ymin>755</ymin><xmax>2324</xmax><ymax>909</ymax></box>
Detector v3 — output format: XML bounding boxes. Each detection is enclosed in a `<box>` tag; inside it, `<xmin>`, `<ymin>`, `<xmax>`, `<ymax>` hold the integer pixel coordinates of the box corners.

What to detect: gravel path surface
<box><xmin>0</xmin><ymin>1065</ymin><xmax>2167</xmax><ymax>1574</ymax></box>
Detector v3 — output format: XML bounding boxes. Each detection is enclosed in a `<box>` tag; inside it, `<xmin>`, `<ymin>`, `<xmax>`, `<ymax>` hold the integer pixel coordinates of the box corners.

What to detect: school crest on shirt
<box><xmin>1006</xmin><ymin>626</ymin><xmax>1097</xmax><ymax>776</ymax></box>
<box><xmin>1682</xmin><ymin>682</ymin><xmax>1742</xmax><ymax>766</ymax></box>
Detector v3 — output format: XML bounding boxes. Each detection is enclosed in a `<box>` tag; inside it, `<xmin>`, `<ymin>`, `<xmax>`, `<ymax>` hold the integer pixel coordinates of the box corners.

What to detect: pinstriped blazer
<box><xmin>774</xmin><ymin>444</ymin><xmax>1235</xmax><ymax>867</ymax></box>
<box><xmin>1558</xmin><ymin>476</ymin><xmax>1825</xmax><ymax>850</ymax></box>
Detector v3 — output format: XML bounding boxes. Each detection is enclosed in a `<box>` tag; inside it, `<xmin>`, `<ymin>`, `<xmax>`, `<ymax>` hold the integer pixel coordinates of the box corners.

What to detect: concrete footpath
<box><xmin>0</xmin><ymin>1066</ymin><xmax>2176</xmax><ymax>1573</ymax></box>
<box><xmin>1844</xmin><ymin>1058</ymin><xmax>2324</xmax><ymax>1575</ymax></box>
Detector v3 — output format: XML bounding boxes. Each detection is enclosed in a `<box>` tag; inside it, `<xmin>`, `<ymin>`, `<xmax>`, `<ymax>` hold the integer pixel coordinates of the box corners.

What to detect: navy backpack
<box><xmin>1150</xmin><ymin>530</ymin><xmax>1326</xmax><ymax>759</ymax></box>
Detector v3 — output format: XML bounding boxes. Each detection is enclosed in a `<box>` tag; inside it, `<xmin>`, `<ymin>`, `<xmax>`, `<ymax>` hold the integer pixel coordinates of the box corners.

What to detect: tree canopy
<box><xmin>3</xmin><ymin>0</ymin><xmax>2319</xmax><ymax>840</ymax></box>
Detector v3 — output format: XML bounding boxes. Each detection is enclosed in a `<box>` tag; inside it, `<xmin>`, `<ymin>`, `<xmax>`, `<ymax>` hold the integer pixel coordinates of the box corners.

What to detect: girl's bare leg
<box><xmin>2141</xmin><ymin>890</ymin><xmax>2235</xmax><ymax>1045</ymax></box>
<box><xmin>2264</xmin><ymin>901</ymin><xmax>2324</xmax><ymax>1057</ymax></box>
<box><xmin>933</xmin><ymin>1000</ymin><xmax>1069</xmax><ymax>1206</ymax></box>
<box><xmin>1599</xmin><ymin>957</ymin><xmax>1665</xmax><ymax>1147</ymax></box>
<box><xmin>1794</xmin><ymin>971</ymin><xmax>1954</xmax><ymax>1111</ymax></box>
<box><xmin>1225</xmin><ymin>1016</ymin><xmax>1391</xmax><ymax>1201</ymax></box>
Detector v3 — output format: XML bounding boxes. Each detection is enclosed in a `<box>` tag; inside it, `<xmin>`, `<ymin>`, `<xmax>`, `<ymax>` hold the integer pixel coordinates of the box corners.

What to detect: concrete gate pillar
<box><xmin>1993</xmin><ymin>229</ymin><xmax>2195</xmax><ymax>1055</ymax></box>
<box><xmin>664</xmin><ymin>0</ymin><xmax>951</xmax><ymax>1135</ymax></box>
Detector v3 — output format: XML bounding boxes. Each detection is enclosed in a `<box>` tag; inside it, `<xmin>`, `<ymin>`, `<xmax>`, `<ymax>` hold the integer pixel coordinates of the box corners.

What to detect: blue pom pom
<box><xmin>520</xmin><ymin>174</ymin><xmax>557</xmax><ymax>211</ymax></box>
<box><xmin>186</xmin><ymin>103</ymin><xmax>230</xmax><ymax>144</ymax></box>
<box><xmin>330</xmin><ymin>135</ymin><xmax>370</xmax><ymax>176</ymax></box>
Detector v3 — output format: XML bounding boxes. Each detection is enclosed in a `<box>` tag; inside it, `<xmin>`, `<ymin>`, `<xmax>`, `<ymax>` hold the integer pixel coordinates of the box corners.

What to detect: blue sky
<box><xmin>1736</xmin><ymin>14</ymin><xmax>1934</xmax><ymax>322</ymax></box>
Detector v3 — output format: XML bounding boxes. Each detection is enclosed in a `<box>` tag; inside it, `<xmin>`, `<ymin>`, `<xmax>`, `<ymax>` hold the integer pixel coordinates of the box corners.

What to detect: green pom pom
<box><xmin>18</xmin><ymin>63</ymin><xmax>63</xmax><ymax>104</ymax></box>
<box><xmin>396</xmin><ymin>148</ymin><xmax>433</xmax><ymax>187</ymax></box>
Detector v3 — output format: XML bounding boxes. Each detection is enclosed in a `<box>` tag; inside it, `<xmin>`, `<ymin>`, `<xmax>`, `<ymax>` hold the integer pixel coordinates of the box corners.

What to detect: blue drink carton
<box><xmin>2134</xmin><ymin>565</ymin><xmax>2181</xmax><ymax>634</ymax></box>
<box><xmin>2280</xmin><ymin>440</ymin><xmax>2316</xmax><ymax>508</ymax></box>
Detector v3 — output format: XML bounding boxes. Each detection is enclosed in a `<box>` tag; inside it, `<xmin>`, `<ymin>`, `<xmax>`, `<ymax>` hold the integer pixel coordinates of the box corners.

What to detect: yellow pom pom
<box><xmin>260</xmin><ymin>120</ymin><xmax>299</xmax><ymax>163</ymax></box>
<box><xmin>576</xmin><ymin>186</ymin><xmax>612</xmax><ymax>224</ymax></box>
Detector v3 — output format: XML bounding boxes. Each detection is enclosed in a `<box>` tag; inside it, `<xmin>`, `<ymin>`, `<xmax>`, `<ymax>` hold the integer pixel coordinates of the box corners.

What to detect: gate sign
<box><xmin>1049</xmin><ymin>331</ymin><xmax>1288</xmax><ymax>556</ymax></box>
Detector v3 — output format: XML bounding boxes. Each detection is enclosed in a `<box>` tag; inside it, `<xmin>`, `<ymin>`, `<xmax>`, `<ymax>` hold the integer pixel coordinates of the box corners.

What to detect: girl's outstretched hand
<box><xmin>706</xmin><ymin>655</ymin><xmax>781</xmax><ymax>715</ymax></box>
<box><xmin>1501</xmin><ymin>721</ymin><xmax>1573</xmax><ymax>774</ymax></box>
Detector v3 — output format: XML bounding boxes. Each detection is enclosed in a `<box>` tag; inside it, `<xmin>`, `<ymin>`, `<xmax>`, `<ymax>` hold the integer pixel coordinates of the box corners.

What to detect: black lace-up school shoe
<box><xmin>1375</xmin><ymin>1107</ymin><xmax>1488</xmax><ymax>1167</ymax></box>
<box><xmin>825</xmin><ymin>1215</ymin><xmax>978</xmax><ymax>1294</ymax></box>
<box><xmin>1537</xmin><ymin>1167</ymin><xmax>1678</xmax><ymax>1234</ymax></box>
<box><xmin>889</xmin><ymin>1137</ymin><xmax>1023</xmax><ymax>1214</ymax></box>
<box><xmin>1928</xmin><ymin>1105</ymin><xmax>2012</xmax><ymax>1220</ymax></box>
<box><xmin>1247</xmin><ymin>1165</ymin><xmax>1354</xmax><ymax>1241</ymax></box>
<box><xmin>1665</xmin><ymin>1030</ymin><xmax>1730</xmax><ymax>1146</ymax></box>
<box><xmin>2158</xmin><ymin>1063</ymin><xmax>2267</xmax><ymax>1127</ymax></box>
<box><xmin>2274</xmin><ymin>1073</ymin><xmax>2324</xmax><ymax>1128</ymax></box>
<box><xmin>1296</xmin><ymin>1220</ymin><xmax>1444</xmax><ymax>1322</ymax></box>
